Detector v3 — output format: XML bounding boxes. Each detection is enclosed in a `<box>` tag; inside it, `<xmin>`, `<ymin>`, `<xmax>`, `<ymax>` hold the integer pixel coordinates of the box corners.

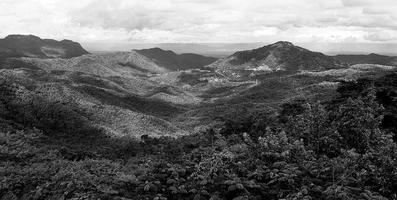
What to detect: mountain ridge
<box><xmin>334</xmin><ymin>53</ymin><xmax>397</xmax><ymax>66</ymax></box>
<box><xmin>135</xmin><ymin>47</ymin><xmax>217</xmax><ymax>71</ymax></box>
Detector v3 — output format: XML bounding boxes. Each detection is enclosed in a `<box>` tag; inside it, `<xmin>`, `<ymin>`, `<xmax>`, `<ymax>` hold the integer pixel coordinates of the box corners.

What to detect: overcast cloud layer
<box><xmin>1</xmin><ymin>0</ymin><xmax>397</xmax><ymax>51</ymax></box>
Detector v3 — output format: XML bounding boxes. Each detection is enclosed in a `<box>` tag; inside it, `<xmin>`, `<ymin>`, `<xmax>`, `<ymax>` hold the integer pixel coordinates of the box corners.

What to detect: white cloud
<box><xmin>365</xmin><ymin>30</ymin><xmax>397</xmax><ymax>42</ymax></box>
<box><xmin>1</xmin><ymin>0</ymin><xmax>397</xmax><ymax>45</ymax></box>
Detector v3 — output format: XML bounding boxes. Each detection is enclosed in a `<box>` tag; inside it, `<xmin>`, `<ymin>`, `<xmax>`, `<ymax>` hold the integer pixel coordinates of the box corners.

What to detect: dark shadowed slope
<box><xmin>334</xmin><ymin>53</ymin><xmax>397</xmax><ymax>66</ymax></box>
<box><xmin>208</xmin><ymin>41</ymin><xmax>345</xmax><ymax>72</ymax></box>
<box><xmin>0</xmin><ymin>34</ymin><xmax>89</xmax><ymax>58</ymax></box>
<box><xmin>136</xmin><ymin>47</ymin><xmax>217</xmax><ymax>71</ymax></box>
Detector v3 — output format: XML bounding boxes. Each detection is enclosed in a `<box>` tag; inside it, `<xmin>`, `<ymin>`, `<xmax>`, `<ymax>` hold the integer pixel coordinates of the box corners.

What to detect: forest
<box><xmin>1</xmin><ymin>73</ymin><xmax>397</xmax><ymax>200</ymax></box>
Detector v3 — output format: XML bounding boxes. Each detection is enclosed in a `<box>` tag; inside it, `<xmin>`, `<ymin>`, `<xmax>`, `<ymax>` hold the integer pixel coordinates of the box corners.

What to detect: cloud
<box><xmin>1</xmin><ymin>0</ymin><xmax>397</xmax><ymax>45</ymax></box>
<box><xmin>341</xmin><ymin>0</ymin><xmax>371</xmax><ymax>7</ymax></box>
<box><xmin>365</xmin><ymin>31</ymin><xmax>397</xmax><ymax>42</ymax></box>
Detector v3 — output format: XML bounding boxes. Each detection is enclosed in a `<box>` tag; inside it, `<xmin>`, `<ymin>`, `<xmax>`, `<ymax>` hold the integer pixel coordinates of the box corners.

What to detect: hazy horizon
<box><xmin>2</xmin><ymin>33</ymin><xmax>397</xmax><ymax>57</ymax></box>
<box><xmin>82</xmin><ymin>41</ymin><xmax>397</xmax><ymax>57</ymax></box>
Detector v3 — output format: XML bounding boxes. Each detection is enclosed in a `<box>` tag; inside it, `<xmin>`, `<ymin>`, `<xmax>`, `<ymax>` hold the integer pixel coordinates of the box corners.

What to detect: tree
<box><xmin>286</xmin><ymin>102</ymin><xmax>341</xmax><ymax>156</ymax></box>
<box><xmin>332</xmin><ymin>87</ymin><xmax>385</xmax><ymax>153</ymax></box>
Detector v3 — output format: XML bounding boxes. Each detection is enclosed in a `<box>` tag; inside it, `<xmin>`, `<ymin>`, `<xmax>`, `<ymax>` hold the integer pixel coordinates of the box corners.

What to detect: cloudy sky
<box><xmin>1</xmin><ymin>0</ymin><xmax>397</xmax><ymax>53</ymax></box>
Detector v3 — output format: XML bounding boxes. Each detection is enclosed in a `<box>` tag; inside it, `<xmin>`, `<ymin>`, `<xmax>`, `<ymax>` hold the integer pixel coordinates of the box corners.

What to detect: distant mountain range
<box><xmin>0</xmin><ymin>35</ymin><xmax>89</xmax><ymax>59</ymax></box>
<box><xmin>2</xmin><ymin>34</ymin><xmax>397</xmax><ymax>69</ymax></box>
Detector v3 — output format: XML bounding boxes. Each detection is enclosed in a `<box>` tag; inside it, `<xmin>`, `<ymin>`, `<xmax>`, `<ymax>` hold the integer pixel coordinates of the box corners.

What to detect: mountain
<box><xmin>0</xmin><ymin>34</ymin><xmax>89</xmax><ymax>58</ymax></box>
<box><xmin>207</xmin><ymin>41</ymin><xmax>345</xmax><ymax>78</ymax></box>
<box><xmin>135</xmin><ymin>48</ymin><xmax>217</xmax><ymax>71</ymax></box>
<box><xmin>334</xmin><ymin>53</ymin><xmax>397</xmax><ymax>66</ymax></box>
<box><xmin>1</xmin><ymin>36</ymin><xmax>396</xmax><ymax>138</ymax></box>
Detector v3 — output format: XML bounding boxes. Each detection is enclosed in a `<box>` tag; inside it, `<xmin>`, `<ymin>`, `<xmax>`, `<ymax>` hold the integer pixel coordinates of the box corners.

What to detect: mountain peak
<box><xmin>139</xmin><ymin>47</ymin><xmax>177</xmax><ymax>55</ymax></box>
<box><xmin>270</xmin><ymin>41</ymin><xmax>294</xmax><ymax>48</ymax></box>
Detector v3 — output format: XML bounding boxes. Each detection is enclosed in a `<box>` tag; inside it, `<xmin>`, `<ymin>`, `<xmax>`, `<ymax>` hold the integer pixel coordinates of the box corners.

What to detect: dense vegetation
<box><xmin>1</xmin><ymin>73</ymin><xmax>397</xmax><ymax>200</ymax></box>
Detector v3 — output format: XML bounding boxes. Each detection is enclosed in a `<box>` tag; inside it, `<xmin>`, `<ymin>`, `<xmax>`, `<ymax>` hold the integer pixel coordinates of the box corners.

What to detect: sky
<box><xmin>1</xmin><ymin>0</ymin><xmax>397</xmax><ymax>54</ymax></box>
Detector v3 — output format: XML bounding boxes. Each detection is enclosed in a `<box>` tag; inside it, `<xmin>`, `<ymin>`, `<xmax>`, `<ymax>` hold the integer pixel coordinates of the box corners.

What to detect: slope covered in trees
<box><xmin>1</xmin><ymin>72</ymin><xmax>396</xmax><ymax>199</ymax></box>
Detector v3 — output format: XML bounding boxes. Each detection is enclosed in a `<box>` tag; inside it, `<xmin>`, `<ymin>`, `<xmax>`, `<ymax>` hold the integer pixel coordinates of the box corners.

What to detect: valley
<box><xmin>1</xmin><ymin>35</ymin><xmax>396</xmax><ymax>138</ymax></box>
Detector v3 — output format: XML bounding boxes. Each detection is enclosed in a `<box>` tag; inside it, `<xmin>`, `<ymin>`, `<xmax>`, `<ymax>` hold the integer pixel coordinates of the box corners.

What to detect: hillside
<box><xmin>334</xmin><ymin>53</ymin><xmax>397</xmax><ymax>66</ymax></box>
<box><xmin>136</xmin><ymin>48</ymin><xmax>217</xmax><ymax>71</ymax></box>
<box><xmin>0</xmin><ymin>67</ymin><xmax>188</xmax><ymax>137</ymax></box>
<box><xmin>0</xmin><ymin>34</ymin><xmax>89</xmax><ymax>58</ymax></box>
<box><xmin>0</xmin><ymin>49</ymin><xmax>251</xmax><ymax>137</ymax></box>
<box><xmin>21</xmin><ymin>51</ymin><xmax>170</xmax><ymax>75</ymax></box>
